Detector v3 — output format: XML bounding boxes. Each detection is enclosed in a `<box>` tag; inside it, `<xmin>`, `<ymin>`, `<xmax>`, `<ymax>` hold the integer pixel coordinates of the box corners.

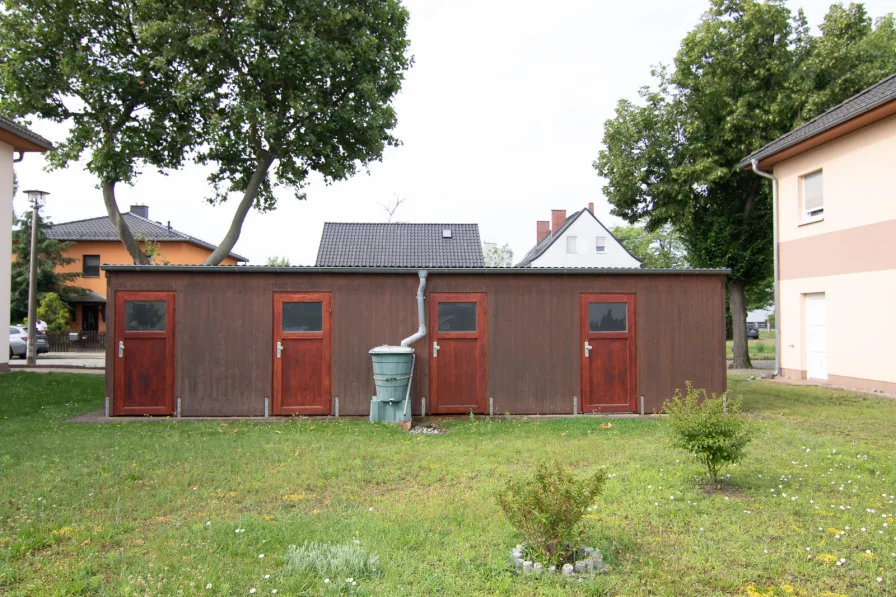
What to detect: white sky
<box><xmin>12</xmin><ymin>0</ymin><xmax>896</xmax><ymax>265</ymax></box>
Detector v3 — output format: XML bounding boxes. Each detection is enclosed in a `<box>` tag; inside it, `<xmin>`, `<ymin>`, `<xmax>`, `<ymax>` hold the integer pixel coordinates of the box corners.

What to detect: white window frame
<box><xmin>802</xmin><ymin>170</ymin><xmax>824</xmax><ymax>224</ymax></box>
<box><xmin>595</xmin><ymin>237</ymin><xmax>607</xmax><ymax>254</ymax></box>
<box><xmin>566</xmin><ymin>236</ymin><xmax>577</xmax><ymax>253</ymax></box>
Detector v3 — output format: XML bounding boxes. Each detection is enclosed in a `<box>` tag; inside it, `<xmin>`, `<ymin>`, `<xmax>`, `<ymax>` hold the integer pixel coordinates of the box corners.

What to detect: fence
<box><xmin>45</xmin><ymin>331</ymin><xmax>106</xmax><ymax>353</ymax></box>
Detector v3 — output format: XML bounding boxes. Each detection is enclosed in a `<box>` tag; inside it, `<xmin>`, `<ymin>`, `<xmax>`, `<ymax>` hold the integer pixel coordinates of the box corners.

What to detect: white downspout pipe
<box><xmin>750</xmin><ymin>159</ymin><xmax>781</xmax><ymax>377</ymax></box>
<box><xmin>400</xmin><ymin>270</ymin><xmax>428</xmax><ymax>347</ymax></box>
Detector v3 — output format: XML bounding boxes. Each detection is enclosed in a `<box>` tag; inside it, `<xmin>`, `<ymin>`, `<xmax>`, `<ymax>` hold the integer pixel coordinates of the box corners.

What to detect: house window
<box><xmin>566</xmin><ymin>236</ymin><xmax>577</xmax><ymax>253</ymax></box>
<box><xmin>82</xmin><ymin>255</ymin><xmax>100</xmax><ymax>277</ymax></box>
<box><xmin>595</xmin><ymin>237</ymin><xmax>607</xmax><ymax>253</ymax></box>
<box><xmin>802</xmin><ymin>170</ymin><xmax>823</xmax><ymax>222</ymax></box>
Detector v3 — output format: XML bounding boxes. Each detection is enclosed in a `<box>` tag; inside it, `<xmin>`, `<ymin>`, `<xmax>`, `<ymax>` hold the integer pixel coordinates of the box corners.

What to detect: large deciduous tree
<box><xmin>177</xmin><ymin>0</ymin><xmax>412</xmax><ymax>264</ymax></box>
<box><xmin>595</xmin><ymin>0</ymin><xmax>896</xmax><ymax>369</ymax></box>
<box><xmin>0</xmin><ymin>0</ymin><xmax>209</xmax><ymax>264</ymax></box>
<box><xmin>611</xmin><ymin>223</ymin><xmax>687</xmax><ymax>269</ymax></box>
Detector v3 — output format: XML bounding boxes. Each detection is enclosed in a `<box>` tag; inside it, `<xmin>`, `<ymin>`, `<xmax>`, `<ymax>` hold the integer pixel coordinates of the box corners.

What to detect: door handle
<box><xmin>276</xmin><ymin>341</ymin><xmax>283</xmax><ymax>359</ymax></box>
<box><xmin>118</xmin><ymin>341</ymin><xmax>125</xmax><ymax>358</ymax></box>
<box><xmin>433</xmin><ymin>341</ymin><xmax>440</xmax><ymax>358</ymax></box>
<box><xmin>584</xmin><ymin>341</ymin><xmax>592</xmax><ymax>358</ymax></box>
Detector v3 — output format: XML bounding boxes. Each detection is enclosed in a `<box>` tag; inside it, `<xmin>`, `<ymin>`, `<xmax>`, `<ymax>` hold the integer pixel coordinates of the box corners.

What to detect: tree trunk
<box><xmin>102</xmin><ymin>180</ymin><xmax>148</xmax><ymax>265</ymax></box>
<box><xmin>728</xmin><ymin>279</ymin><xmax>752</xmax><ymax>369</ymax></box>
<box><xmin>203</xmin><ymin>153</ymin><xmax>275</xmax><ymax>265</ymax></box>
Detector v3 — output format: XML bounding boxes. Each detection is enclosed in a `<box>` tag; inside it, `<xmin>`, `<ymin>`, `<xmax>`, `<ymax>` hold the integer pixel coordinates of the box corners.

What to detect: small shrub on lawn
<box><xmin>283</xmin><ymin>542</ymin><xmax>379</xmax><ymax>579</ymax></box>
<box><xmin>496</xmin><ymin>461</ymin><xmax>607</xmax><ymax>566</ymax></box>
<box><xmin>664</xmin><ymin>381</ymin><xmax>755</xmax><ymax>482</ymax></box>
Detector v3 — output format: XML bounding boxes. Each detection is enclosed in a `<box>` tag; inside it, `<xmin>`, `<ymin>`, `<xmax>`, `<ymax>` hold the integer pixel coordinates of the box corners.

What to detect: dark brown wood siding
<box><xmin>105</xmin><ymin>271</ymin><xmax>726</xmax><ymax>416</ymax></box>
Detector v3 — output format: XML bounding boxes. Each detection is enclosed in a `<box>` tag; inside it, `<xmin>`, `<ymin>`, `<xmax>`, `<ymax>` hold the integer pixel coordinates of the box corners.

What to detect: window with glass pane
<box><xmin>803</xmin><ymin>171</ymin><xmax>823</xmax><ymax>218</ymax></box>
<box><xmin>588</xmin><ymin>303</ymin><xmax>627</xmax><ymax>332</ymax></box>
<box><xmin>438</xmin><ymin>302</ymin><xmax>477</xmax><ymax>331</ymax></box>
<box><xmin>282</xmin><ymin>302</ymin><xmax>322</xmax><ymax>332</ymax></box>
<box><xmin>125</xmin><ymin>301</ymin><xmax>167</xmax><ymax>331</ymax></box>
<box><xmin>83</xmin><ymin>255</ymin><xmax>100</xmax><ymax>277</ymax></box>
<box><xmin>595</xmin><ymin>237</ymin><xmax>607</xmax><ymax>253</ymax></box>
<box><xmin>566</xmin><ymin>236</ymin><xmax>577</xmax><ymax>253</ymax></box>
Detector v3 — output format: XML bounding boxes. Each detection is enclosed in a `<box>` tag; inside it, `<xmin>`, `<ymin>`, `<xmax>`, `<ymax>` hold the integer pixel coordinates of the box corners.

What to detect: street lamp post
<box><xmin>23</xmin><ymin>190</ymin><xmax>49</xmax><ymax>366</ymax></box>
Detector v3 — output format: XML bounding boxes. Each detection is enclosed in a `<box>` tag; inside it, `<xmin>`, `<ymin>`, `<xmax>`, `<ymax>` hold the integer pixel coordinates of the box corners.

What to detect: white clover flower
<box><xmin>206</xmin><ymin>584</ymin><xmax>212</xmax><ymax>590</ymax></box>
<box><xmin>249</xmin><ymin>590</ymin><xmax>256</xmax><ymax>595</ymax></box>
<box><xmin>324</xmin><ymin>579</ymin><xmax>330</xmax><ymax>584</ymax></box>
<box><xmin>258</xmin><ymin>554</ymin><xmax>264</xmax><ymax>559</ymax></box>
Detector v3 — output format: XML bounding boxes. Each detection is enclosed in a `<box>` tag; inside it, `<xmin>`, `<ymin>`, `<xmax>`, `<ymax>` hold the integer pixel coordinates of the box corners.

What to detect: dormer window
<box><xmin>595</xmin><ymin>237</ymin><xmax>607</xmax><ymax>253</ymax></box>
<box><xmin>566</xmin><ymin>236</ymin><xmax>577</xmax><ymax>253</ymax></box>
<box><xmin>802</xmin><ymin>170</ymin><xmax>823</xmax><ymax>222</ymax></box>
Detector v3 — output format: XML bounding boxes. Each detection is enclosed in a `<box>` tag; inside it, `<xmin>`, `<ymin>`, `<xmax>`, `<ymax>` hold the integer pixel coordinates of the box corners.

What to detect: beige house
<box><xmin>741</xmin><ymin>74</ymin><xmax>896</xmax><ymax>394</ymax></box>
<box><xmin>1</xmin><ymin>116</ymin><xmax>54</xmax><ymax>372</ymax></box>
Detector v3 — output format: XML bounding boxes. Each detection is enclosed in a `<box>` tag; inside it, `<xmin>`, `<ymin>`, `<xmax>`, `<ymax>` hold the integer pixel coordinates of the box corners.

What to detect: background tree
<box><xmin>483</xmin><ymin>243</ymin><xmax>514</xmax><ymax>267</ymax></box>
<box><xmin>176</xmin><ymin>0</ymin><xmax>413</xmax><ymax>264</ymax></box>
<box><xmin>36</xmin><ymin>293</ymin><xmax>71</xmax><ymax>333</ymax></box>
<box><xmin>265</xmin><ymin>256</ymin><xmax>292</xmax><ymax>267</ymax></box>
<box><xmin>0</xmin><ymin>0</ymin><xmax>210</xmax><ymax>265</ymax></box>
<box><xmin>381</xmin><ymin>195</ymin><xmax>407</xmax><ymax>223</ymax></box>
<box><xmin>10</xmin><ymin>211</ymin><xmax>81</xmax><ymax>323</ymax></box>
<box><xmin>611</xmin><ymin>223</ymin><xmax>688</xmax><ymax>269</ymax></box>
<box><xmin>595</xmin><ymin>0</ymin><xmax>896</xmax><ymax>369</ymax></box>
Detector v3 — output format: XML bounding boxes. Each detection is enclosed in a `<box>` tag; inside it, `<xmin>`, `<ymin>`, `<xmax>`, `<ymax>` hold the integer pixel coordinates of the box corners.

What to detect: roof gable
<box><xmin>45</xmin><ymin>212</ymin><xmax>248</xmax><ymax>262</ymax></box>
<box><xmin>515</xmin><ymin>209</ymin><xmax>641</xmax><ymax>267</ymax></box>
<box><xmin>740</xmin><ymin>72</ymin><xmax>896</xmax><ymax>168</ymax></box>
<box><xmin>315</xmin><ymin>223</ymin><xmax>484</xmax><ymax>268</ymax></box>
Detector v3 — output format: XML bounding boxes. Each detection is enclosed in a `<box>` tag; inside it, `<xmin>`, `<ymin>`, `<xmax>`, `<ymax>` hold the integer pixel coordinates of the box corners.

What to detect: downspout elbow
<box><xmin>750</xmin><ymin>159</ymin><xmax>781</xmax><ymax>377</ymax></box>
<box><xmin>400</xmin><ymin>270</ymin><xmax>428</xmax><ymax>347</ymax></box>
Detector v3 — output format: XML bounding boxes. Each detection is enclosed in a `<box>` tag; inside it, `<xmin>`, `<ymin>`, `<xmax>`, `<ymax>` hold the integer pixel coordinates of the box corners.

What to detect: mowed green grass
<box><xmin>727</xmin><ymin>338</ymin><xmax>776</xmax><ymax>360</ymax></box>
<box><xmin>0</xmin><ymin>373</ymin><xmax>894</xmax><ymax>596</ymax></box>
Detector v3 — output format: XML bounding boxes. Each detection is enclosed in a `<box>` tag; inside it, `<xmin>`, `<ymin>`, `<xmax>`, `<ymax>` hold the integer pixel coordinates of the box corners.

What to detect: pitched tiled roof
<box><xmin>739</xmin><ymin>73</ymin><xmax>896</xmax><ymax>168</ymax></box>
<box><xmin>315</xmin><ymin>223</ymin><xmax>484</xmax><ymax>267</ymax></box>
<box><xmin>46</xmin><ymin>212</ymin><xmax>248</xmax><ymax>262</ymax></box>
<box><xmin>515</xmin><ymin>208</ymin><xmax>641</xmax><ymax>267</ymax></box>
<box><xmin>0</xmin><ymin>114</ymin><xmax>54</xmax><ymax>151</ymax></box>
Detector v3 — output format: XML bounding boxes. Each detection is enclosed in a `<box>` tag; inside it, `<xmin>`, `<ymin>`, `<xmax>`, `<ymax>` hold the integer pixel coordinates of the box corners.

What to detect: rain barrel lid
<box><xmin>369</xmin><ymin>345</ymin><xmax>415</xmax><ymax>355</ymax></box>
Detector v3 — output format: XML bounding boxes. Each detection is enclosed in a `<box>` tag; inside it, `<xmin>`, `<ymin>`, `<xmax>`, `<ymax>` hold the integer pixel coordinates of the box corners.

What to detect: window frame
<box><xmin>82</xmin><ymin>254</ymin><xmax>101</xmax><ymax>278</ymax></box>
<box><xmin>566</xmin><ymin>236</ymin><xmax>577</xmax><ymax>254</ymax></box>
<box><xmin>595</xmin><ymin>236</ymin><xmax>607</xmax><ymax>254</ymax></box>
<box><xmin>801</xmin><ymin>169</ymin><xmax>824</xmax><ymax>224</ymax></box>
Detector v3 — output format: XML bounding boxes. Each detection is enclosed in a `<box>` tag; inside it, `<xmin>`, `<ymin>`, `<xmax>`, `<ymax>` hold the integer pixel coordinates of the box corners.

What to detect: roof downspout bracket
<box><xmin>400</xmin><ymin>270</ymin><xmax>428</xmax><ymax>347</ymax></box>
<box><xmin>750</xmin><ymin>159</ymin><xmax>781</xmax><ymax>377</ymax></box>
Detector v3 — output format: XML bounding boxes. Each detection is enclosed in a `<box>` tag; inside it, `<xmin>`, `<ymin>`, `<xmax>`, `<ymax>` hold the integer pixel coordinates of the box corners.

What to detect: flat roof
<box><xmin>103</xmin><ymin>265</ymin><xmax>730</xmax><ymax>275</ymax></box>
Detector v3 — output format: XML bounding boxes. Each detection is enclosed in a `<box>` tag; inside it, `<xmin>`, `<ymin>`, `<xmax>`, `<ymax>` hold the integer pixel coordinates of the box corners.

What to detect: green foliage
<box><xmin>266</xmin><ymin>256</ymin><xmax>292</xmax><ymax>267</ymax></box>
<box><xmin>610</xmin><ymin>223</ymin><xmax>687</xmax><ymax>268</ymax></box>
<box><xmin>36</xmin><ymin>293</ymin><xmax>71</xmax><ymax>333</ymax></box>
<box><xmin>135</xmin><ymin>235</ymin><xmax>169</xmax><ymax>265</ymax></box>
<box><xmin>496</xmin><ymin>462</ymin><xmax>607</xmax><ymax>565</ymax></box>
<box><xmin>664</xmin><ymin>382</ymin><xmax>755</xmax><ymax>482</ymax></box>
<box><xmin>283</xmin><ymin>542</ymin><xmax>379</xmax><ymax>580</ymax></box>
<box><xmin>594</xmin><ymin>0</ymin><xmax>896</xmax><ymax>366</ymax></box>
<box><xmin>10</xmin><ymin>211</ymin><xmax>81</xmax><ymax>322</ymax></box>
<box><xmin>483</xmin><ymin>243</ymin><xmax>514</xmax><ymax>267</ymax></box>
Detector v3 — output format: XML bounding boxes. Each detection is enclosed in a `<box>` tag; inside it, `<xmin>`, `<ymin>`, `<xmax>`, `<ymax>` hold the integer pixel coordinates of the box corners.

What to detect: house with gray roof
<box><xmin>315</xmin><ymin>222</ymin><xmax>484</xmax><ymax>268</ymax></box>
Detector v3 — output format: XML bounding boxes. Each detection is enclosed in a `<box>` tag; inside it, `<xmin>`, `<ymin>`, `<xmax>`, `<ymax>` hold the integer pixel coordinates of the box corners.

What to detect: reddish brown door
<box><xmin>273</xmin><ymin>292</ymin><xmax>332</xmax><ymax>415</ymax></box>
<box><xmin>113</xmin><ymin>291</ymin><xmax>176</xmax><ymax>416</ymax></box>
<box><xmin>580</xmin><ymin>293</ymin><xmax>637</xmax><ymax>413</ymax></box>
<box><xmin>429</xmin><ymin>293</ymin><xmax>487</xmax><ymax>414</ymax></box>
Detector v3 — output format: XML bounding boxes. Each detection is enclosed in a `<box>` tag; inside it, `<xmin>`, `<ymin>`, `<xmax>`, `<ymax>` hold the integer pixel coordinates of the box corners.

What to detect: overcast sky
<box><xmin>11</xmin><ymin>0</ymin><xmax>896</xmax><ymax>265</ymax></box>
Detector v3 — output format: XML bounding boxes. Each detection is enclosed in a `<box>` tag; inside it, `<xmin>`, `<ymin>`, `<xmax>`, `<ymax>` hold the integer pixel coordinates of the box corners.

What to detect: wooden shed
<box><xmin>102</xmin><ymin>266</ymin><xmax>728</xmax><ymax>417</ymax></box>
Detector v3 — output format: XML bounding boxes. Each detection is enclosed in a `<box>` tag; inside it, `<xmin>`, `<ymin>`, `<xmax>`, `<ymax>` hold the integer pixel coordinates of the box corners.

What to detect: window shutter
<box><xmin>566</xmin><ymin>236</ymin><xmax>577</xmax><ymax>253</ymax></box>
<box><xmin>804</xmin><ymin>171</ymin><xmax>823</xmax><ymax>213</ymax></box>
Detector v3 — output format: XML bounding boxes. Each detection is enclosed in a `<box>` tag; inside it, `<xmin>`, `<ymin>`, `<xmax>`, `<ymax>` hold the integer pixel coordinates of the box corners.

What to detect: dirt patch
<box><xmin>406</xmin><ymin>423</ymin><xmax>447</xmax><ymax>435</ymax></box>
<box><xmin>700</xmin><ymin>481</ymin><xmax>743</xmax><ymax>497</ymax></box>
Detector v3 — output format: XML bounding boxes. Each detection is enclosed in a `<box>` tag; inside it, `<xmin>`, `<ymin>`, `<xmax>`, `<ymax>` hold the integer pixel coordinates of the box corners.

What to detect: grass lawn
<box><xmin>727</xmin><ymin>338</ymin><xmax>776</xmax><ymax>360</ymax></box>
<box><xmin>1</xmin><ymin>373</ymin><xmax>894</xmax><ymax>596</ymax></box>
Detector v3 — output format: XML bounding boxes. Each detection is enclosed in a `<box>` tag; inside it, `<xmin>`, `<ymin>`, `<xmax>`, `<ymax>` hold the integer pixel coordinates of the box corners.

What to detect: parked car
<box><xmin>8</xmin><ymin>326</ymin><xmax>49</xmax><ymax>359</ymax></box>
<box><xmin>746</xmin><ymin>322</ymin><xmax>760</xmax><ymax>339</ymax></box>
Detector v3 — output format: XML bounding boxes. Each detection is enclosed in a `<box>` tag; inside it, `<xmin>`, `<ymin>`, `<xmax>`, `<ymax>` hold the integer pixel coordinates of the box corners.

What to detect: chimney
<box><xmin>551</xmin><ymin>209</ymin><xmax>566</xmax><ymax>234</ymax></box>
<box><xmin>537</xmin><ymin>221</ymin><xmax>550</xmax><ymax>243</ymax></box>
<box><xmin>588</xmin><ymin>202</ymin><xmax>594</xmax><ymax>213</ymax></box>
<box><xmin>129</xmin><ymin>204</ymin><xmax>149</xmax><ymax>219</ymax></box>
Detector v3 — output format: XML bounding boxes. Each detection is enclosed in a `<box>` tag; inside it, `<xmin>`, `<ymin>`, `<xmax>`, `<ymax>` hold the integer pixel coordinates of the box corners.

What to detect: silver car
<box><xmin>8</xmin><ymin>326</ymin><xmax>49</xmax><ymax>359</ymax></box>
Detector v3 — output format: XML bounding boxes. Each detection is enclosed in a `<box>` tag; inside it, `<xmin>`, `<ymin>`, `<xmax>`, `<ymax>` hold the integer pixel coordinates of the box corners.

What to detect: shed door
<box><xmin>580</xmin><ymin>293</ymin><xmax>637</xmax><ymax>413</ymax></box>
<box><xmin>113</xmin><ymin>291</ymin><xmax>176</xmax><ymax>416</ymax></box>
<box><xmin>429</xmin><ymin>293</ymin><xmax>487</xmax><ymax>414</ymax></box>
<box><xmin>806</xmin><ymin>293</ymin><xmax>827</xmax><ymax>381</ymax></box>
<box><xmin>273</xmin><ymin>293</ymin><xmax>332</xmax><ymax>415</ymax></box>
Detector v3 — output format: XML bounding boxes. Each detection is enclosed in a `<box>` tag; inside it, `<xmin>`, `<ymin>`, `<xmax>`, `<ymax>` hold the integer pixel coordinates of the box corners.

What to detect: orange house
<box><xmin>44</xmin><ymin>205</ymin><xmax>247</xmax><ymax>332</ymax></box>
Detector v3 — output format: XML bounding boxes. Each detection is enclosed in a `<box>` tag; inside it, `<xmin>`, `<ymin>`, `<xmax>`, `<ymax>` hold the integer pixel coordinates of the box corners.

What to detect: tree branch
<box><xmin>102</xmin><ymin>180</ymin><xmax>149</xmax><ymax>265</ymax></box>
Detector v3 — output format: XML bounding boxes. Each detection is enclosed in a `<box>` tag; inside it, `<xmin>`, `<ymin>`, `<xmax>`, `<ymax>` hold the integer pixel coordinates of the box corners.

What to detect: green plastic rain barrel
<box><xmin>369</xmin><ymin>345</ymin><xmax>415</xmax><ymax>423</ymax></box>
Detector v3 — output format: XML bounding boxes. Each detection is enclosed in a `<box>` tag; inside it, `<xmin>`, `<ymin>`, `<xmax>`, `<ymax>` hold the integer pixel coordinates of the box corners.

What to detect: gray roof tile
<box><xmin>0</xmin><ymin>114</ymin><xmax>54</xmax><ymax>150</ymax></box>
<box><xmin>739</xmin><ymin>73</ymin><xmax>896</xmax><ymax>168</ymax></box>
<box><xmin>315</xmin><ymin>223</ymin><xmax>484</xmax><ymax>267</ymax></box>
<box><xmin>46</xmin><ymin>212</ymin><xmax>248</xmax><ymax>262</ymax></box>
